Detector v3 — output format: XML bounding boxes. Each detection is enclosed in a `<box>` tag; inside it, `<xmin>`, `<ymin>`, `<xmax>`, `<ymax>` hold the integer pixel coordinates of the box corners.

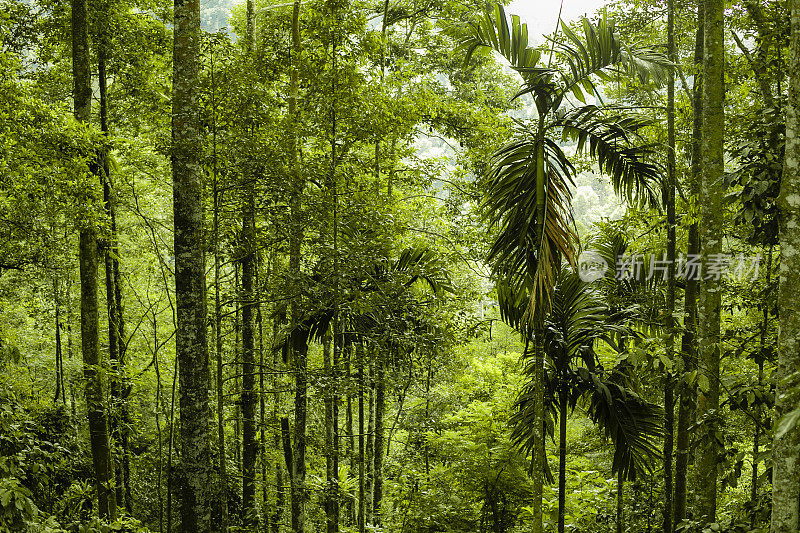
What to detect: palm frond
<box><xmin>555</xmin><ymin>17</ymin><xmax>671</xmax><ymax>101</ymax></box>
<box><xmin>449</xmin><ymin>4</ymin><xmax>560</xmax><ymax>108</ymax></box>
<box><xmin>555</xmin><ymin>105</ymin><xmax>661</xmax><ymax>208</ymax></box>
<box><xmin>577</xmin><ymin>367</ymin><xmax>664</xmax><ymax>480</ymax></box>
<box><xmin>484</xmin><ymin>138</ymin><xmax>578</xmax><ymax>314</ymax></box>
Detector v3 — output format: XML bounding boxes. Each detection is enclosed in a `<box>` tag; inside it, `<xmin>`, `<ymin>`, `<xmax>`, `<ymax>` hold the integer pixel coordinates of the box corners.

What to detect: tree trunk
<box><xmin>257</xmin><ymin>260</ymin><xmax>268</xmax><ymax>533</ymax></box>
<box><xmin>235</xmin><ymin>266</ymin><xmax>242</xmax><ymax>472</ymax></box>
<box><xmin>357</xmin><ymin>343</ymin><xmax>366</xmax><ymax>533</ymax></box>
<box><xmin>241</xmin><ymin>1</ymin><xmax>258</xmax><ymax>522</ymax></box>
<box><xmin>272</xmin><ymin>293</ymin><xmax>285</xmax><ymax>533</ymax></box>
<box><xmin>771</xmin><ymin>0</ymin><xmax>800</xmax><ymax>529</ymax></box>
<box><xmin>674</xmin><ymin>3</ymin><xmax>704</xmax><ymax>526</ymax></box>
<box><xmin>240</xmin><ymin>119</ymin><xmax>258</xmax><ymax>530</ymax></box>
<box><xmin>696</xmin><ymin>0</ymin><xmax>725</xmax><ymax>523</ymax></box>
<box><xmin>531</xmin><ymin>332</ymin><xmax>545</xmax><ymax>533</ymax></box>
<box><xmin>211</xmin><ymin>42</ymin><xmax>229</xmax><ymax>530</ymax></box>
<box><xmin>173</xmin><ymin>0</ymin><xmax>212</xmax><ymax>526</ymax></box>
<box><xmin>558</xmin><ymin>382</ymin><xmax>567</xmax><ymax>533</ymax></box>
<box><xmin>616</xmin><ymin>468</ymin><xmax>624</xmax><ymax>533</ymax></box>
<box><xmin>323</xmin><ymin>332</ymin><xmax>337</xmax><ymax>533</ymax></box>
<box><xmin>663</xmin><ymin>0</ymin><xmax>676</xmax><ymax>529</ymax></box>
<box><xmin>54</xmin><ymin>276</ymin><xmax>64</xmax><ymax>405</ymax></box>
<box><xmin>72</xmin><ymin>0</ymin><xmax>117</xmax><ymax>519</ymax></box>
<box><xmin>366</xmin><ymin>355</ymin><xmax>374</xmax><ymax>523</ymax></box>
<box><xmin>373</xmin><ymin>358</ymin><xmax>385</xmax><ymax>526</ymax></box>
<box><xmin>288</xmin><ymin>0</ymin><xmax>306</xmax><ymax>530</ymax></box>
<box><xmin>98</xmin><ymin>27</ymin><xmax>131</xmax><ymax>514</ymax></box>
<box><xmin>346</xmin><ymin>344</ymin><xmax>355</xmax><ymax>525</ymax></box>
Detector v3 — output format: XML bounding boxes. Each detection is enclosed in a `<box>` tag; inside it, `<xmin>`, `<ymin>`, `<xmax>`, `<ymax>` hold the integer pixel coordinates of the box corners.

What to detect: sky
<box><xmin>507</xmin><ymin>0</ymin><xmax>611</xmax><ymax>43</ymax></box>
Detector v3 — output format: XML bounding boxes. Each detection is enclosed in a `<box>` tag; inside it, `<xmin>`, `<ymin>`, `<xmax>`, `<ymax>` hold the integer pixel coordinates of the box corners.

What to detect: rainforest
<box><xmin>0</xmin><ymin>0</ymin><xmax>798</xmax><ymax>532</ymax></box>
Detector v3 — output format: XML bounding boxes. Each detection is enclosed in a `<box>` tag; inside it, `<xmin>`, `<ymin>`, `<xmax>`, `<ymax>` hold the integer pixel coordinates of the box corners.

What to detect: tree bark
<box><xmin>771</xmin><ymin>0</ymin><xmax>800</xmax><ymax>530</ymax></box>
<box><xmin>72</xmin><ymin>0</ymin><xmax>117</xmax><ymax>519</ymax></box>
<box><xmin>696</xmin><ymin>0</ymin><xmax>725</xmax><ymax>523</ymax></box>
<box><xmin>674</xmin><ymin>3</ymin><xmax>703</xmax><ymax>526</ymax></box>
<box><xmin>173</xmin><ymin>0</ymin><xmax>212</xmax><ymax>526</ymax></box>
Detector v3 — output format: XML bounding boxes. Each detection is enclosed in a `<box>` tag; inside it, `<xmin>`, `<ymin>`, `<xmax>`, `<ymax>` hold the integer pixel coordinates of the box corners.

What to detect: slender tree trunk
<box><xmin>288</xmin><ymin>1</ymin><xmax>306</xmax><ymax>530</ymax></box>
<box><xmin>257</xmin><ymin>259</ymin><xmax>268</xmax><ymax>533</ymax></box>
<box><xmin>235</xmin><ymin>266</ymin><xmax>242</xmax><ymax>472</ymax></box>
<box><xmin>558</xmin><ymin>383</ymin><xmax>567</xmax><ymax>533</ymax></box>
<box><xmin>329</xmin><ymin>32</ymin><xmax>341</xmax><ymax>530</ymax></box>
<box><xmin>771</xmin><ymin>0</ymin><xmax>800</xmax><ymax>529</ymax></box>
<box><xmin>752</xmin><ymin>247</ymin><xmax>772</xmax><ymax>526</ymax></box>
<box><xmin>72</xmin><ymin>0</ymin><xmax>117</xmax><ymax>519</ymax></box>
<box><xmin>152</xmin><ymin>313</ymin><xmax>164</xmax><ymax>533</ymax></box>
<box><xmin>323</xmin><ymin>331</ymin><xmax>337</xmax><ymax>533</ymax></box>
<box><xmin>99</xmin><ymin>28</ymin><xmax>130</xmax><ymax>514</ymax></box>
<box><xmin>211</xmin><ymin>41</ymin><xmax>229</xmax><ymax>532</ymax></box>
<box><xmin>674</xmin><ymin>4</ymin><xmax>704</xmax><ymax>526</ymax></box>
<box><xmin>373</xmin><ymin>358</ymin><xmax>385</xmax><ymax>526</ymax></box>
<box><xmin>617</xmin><ymin>468</ymin><xmax>624</xmax><ymax>533</ymax></box>
<box><xmin>54</xmin><ymin>276</ymin><xmax>64</xmax><ymax>404</ymax></box>
<box><xmin>166</xmin><ymin>355</ymin><xmax>177</xmax><ymax>533</ymax></box>
<box><xmin>281</xmin><ymin>416</ymin><xmax>295</xmax><ymax>529</ymax></box>
<box><xmin>241</xmin><ymin>2</ymin><xmax>258</xmax><ymax>522</ymax></box>
<box><xmin>663</xmin><ymin>0</ymin><xmax>676</xmax><ymax>528</ymax></box>
<box><xmin>241</xmin><ymin>127</ymin><xmax>258</xmax><ymax>530</ymax></box>
<box><xmin>357</xmin><ymin>343</ymin><xmax>366</xmax><ymax>533</ymax></box>
<box><xmin>291</xmin><ymin>333</ymin><xmax>308</xmax><ymax>533</ymax></box>
<box><xmin>366</xmin><ymin>356</ymin><xmax>374</xmax><ymax>523</ymax></box>
<box><xmin>173</xmin><ymin>0</ymin><xmax>212</xmax><ymax>526</ymax></box>
<box><xmin>696</xmin><ymin>0</ymin><xmax>725</xmax><ymax>523</ymax></box>
<box><xmin>345</xmin><ymin>344</ymin><xmax>355</xmax><ymax>525</ymax></box>
<box><xmin>272</xmin><ymin>289</ymin><xmax>285</xmax><ymax>533</ymax></box>
<box><xmin>529</xmin><ymin>118</ymin><xmax>548</xmax><ymax>533</ymax></box>
<box><xmin>531</xmin><ymin>331</ymin><xmax>545</xmax><ymax>533</ymax></box>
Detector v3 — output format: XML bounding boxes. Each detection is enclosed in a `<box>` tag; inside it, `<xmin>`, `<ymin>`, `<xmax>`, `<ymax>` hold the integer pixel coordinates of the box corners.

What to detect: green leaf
<box><xmin>698</xmin><ymin>375</ymin><xmax>710</xmax><ymax>394</ymax></box>
<box><xmin>776</xmin><ymin>407</ymin><xmax>800</xmax><ymax>439</ymax></box>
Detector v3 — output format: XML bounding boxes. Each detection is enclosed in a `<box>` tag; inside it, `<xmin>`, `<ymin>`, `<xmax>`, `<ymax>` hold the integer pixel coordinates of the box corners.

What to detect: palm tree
<box><xmin>452</xmin><ymin>6</ymin><xmax>669</xmax><ymax>531</ymax></box>
<box><xmin>502</xmin><ymin>268</ymin><xmax>664</xmax><ymax>533</ymax></box>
